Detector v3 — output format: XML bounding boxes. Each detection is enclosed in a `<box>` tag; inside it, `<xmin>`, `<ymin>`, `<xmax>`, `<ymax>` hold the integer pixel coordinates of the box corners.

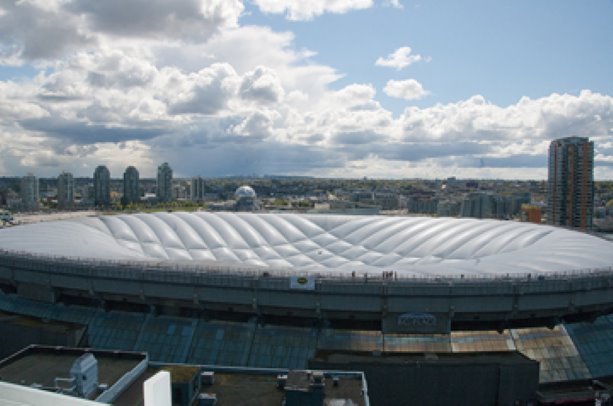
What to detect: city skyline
<box><xmin>0</xmin><ymin>1</ymin><xmax>611</xmax><ymax>180</ymax></box>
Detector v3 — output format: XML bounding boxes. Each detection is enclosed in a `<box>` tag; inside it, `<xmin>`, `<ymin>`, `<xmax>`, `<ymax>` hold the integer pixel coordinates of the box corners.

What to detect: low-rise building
<box><xmin>0</xmin><ymin>345</ymin><xmax>369</xmax><ymax>406</ymax></box>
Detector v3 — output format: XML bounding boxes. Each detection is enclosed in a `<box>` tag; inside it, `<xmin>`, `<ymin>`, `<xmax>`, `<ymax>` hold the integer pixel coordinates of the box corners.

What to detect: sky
<box><xmin>0</xmin><ymin>0</ymin><xmax>612</xmax><ymax>180</ymax></box>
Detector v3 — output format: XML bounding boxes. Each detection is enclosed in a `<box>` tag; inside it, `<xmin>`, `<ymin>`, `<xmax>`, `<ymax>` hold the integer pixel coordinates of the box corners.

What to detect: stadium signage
<box><xmin>397</xmin><ymin>312</ymin><xmax>437</xmax><ymax>327</ymax></box>
<box><xmin>382</xmin><ymin>312</ymin><xmax>450</xmax><ymax>333</ymax></box>
<box><xmin>289</xmin><ymin>275</ymin><xmax>315</xmax><ymax>290</ymax></box>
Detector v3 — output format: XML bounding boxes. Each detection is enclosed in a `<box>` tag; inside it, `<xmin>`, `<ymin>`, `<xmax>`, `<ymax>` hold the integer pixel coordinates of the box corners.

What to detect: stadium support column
<box><xmin>252</xmin><ymin>275</ymin><xmax>261</xmax><ymax>322</ymax></box>
<box><xmin>382</xmin><ymin>281</ymin><xmax>388</xmax><ymax>317</ymax></box>
<box><xmin>381</xmin><ymin>279</ymin><xmax>388</xmax><ymax>332</ymax></box>
<box><xmin>315</xmin><ymin>278</ymin><xmax>327</xmax><ymax>328</ymax></box>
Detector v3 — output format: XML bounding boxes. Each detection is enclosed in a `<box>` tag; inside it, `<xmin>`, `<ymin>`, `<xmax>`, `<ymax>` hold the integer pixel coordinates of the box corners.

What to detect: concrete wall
<box><xmin>1</xmin><ymin>253</ymin><xmax>613</xmax><ymax>333</ymax></box>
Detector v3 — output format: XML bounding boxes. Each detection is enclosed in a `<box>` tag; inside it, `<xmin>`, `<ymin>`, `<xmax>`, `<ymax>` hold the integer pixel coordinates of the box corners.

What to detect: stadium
<box><xmin>1</xmin><ymin>212</ymin><xmax>613</xmax><ymax>387</ymax></box>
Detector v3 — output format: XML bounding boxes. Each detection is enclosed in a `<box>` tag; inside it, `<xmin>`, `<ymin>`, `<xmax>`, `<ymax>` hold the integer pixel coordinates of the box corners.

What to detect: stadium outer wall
<box><xmin>1</xmin><ymin>250</ymin><xmax>613</xmax><ymax>334</ymax></box>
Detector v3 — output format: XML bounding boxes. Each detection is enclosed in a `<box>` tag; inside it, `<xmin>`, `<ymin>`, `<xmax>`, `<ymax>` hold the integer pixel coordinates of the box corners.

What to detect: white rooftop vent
<box><xmin>198</xmin><ymin>393</ymin><xmax>217</xmax><ymax>406</ymax></box>
<box><xmin>201</xmin><ymin>371</ymin><xmax>215</xmax><ymax>386</ymax></box>
<box><xmin>69</xmin><ymin>353</ymin><xmax>98</xmax><ymax>398</ymax></box>
<box><xmin>327</xmin><ymin>400</ymin><xmax>357</xmax><ymax>406</ymax></box>
<box><xmin>277</xmin><ymin>374</ymin><xmax>287</xmax><ymax>390</ymax></box>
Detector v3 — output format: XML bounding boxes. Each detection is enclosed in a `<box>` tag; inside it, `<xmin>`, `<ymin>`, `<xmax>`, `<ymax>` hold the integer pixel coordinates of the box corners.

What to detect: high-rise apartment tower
<box><xmin>547</xmin><ymin>136</ymin><xmax>594</xmax><ymax>230</ymax></box>
<box><xmin>191</xmin><ymin>176</ymin><xmax>205</xmax><ymax>201</ymax></box>
<box><xmin>20</xmin><ymin>173</ymin><xmax>39</xmax><ymax>211</ymax></box>
<box><xmin>156</xmin><ymin>162</ymin><xmax>173</xmax><ymax>202</ymax></box>
<box><xmin>122</xmin><ymin>166</ymin><xmax>140</xmax><ymax>205</ymax></box>
<box><xmin>57</xmin><ymin>171</ymin><xmax>74</xmax><ymax>210</ymax></box>
<box><xmin>93</xmin><ymin>165</ymin><xmax>111</xmax><ymax>207</ymax></box>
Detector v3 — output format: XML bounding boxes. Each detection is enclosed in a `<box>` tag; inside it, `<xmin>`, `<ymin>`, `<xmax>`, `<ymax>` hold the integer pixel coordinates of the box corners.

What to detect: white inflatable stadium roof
<box><xmin>0</xmin><ymin>212</ymin><xmax>612</xmax><ymax>277</ymax></box>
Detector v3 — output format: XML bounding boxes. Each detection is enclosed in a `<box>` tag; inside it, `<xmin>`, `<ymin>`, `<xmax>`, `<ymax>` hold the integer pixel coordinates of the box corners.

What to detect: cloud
<box><xmin>0</xmin><ymin>81</ymin><xmax>49</xmax><ymax>120</ymax></box>
<box><xmin>154</xmin><ymin>141</ymin><xmax>344</xmax><ymax>177</ymax></box>
<box><xmin>382</xmin><ymin>0</ymin><xmax>403</xmax><ymax>8</ymax></box>
<box><xmin>0</xmin><ymin>0</ymin><xmax>243</xmax><ymax>64</ymax></box>
<box><xmin>334</xmin><ymin>84</ymin><xmax>376</xmax><ymax>106</ymax></box>
<box><xmin>324</xmin><ymin>140</ymin><xmax>491</xmax><ymax>162</ymax></box>
<box><xmin>18</xmin><ymin>140</ymin><xmax>155</xmax><ymax>177</ymax></box>
<box><xmin>166</xmin><ymin>63</ymin><xmax>239</xmax><ymax>115</ymax></box>
<box><xmin>454</xmin><ymin>154</ymin><xmax>547</xmax><ymax>169</ymax></box>
<box><xmin>384</xmin><ymin>79</ymin><xmax>429</xmax><ymax>100</ymax></box>
<box><xmin>82</xmin><ymin>50</ymin><xmax>158</xmax><ymax>89</ymax></box>
<box><xmin>20</xmin><ymin>116</ymin><xmax>167</xmax><ymax>144</ymax></box>
<box><xmin>377</xmin><ymin>142</ymin><xmax>491</xmax><ymax>162</ymax></box>
<box><xmin>154</xmin><ymin>25</ymin><xmax>341</xmax><ymax>104</ymax></box>
<box><xmin>251</xmin><ymin>0</ymin><xmax>373</xmax><ymax>21</ymax></box>
<box><xmin>0</xmin><ymin>1</ymin><xmax>612</xmax><ymax>180</ymax></box>
<box><xmin>2</xmin><ymin>34</ymin><xmax>612</xmax><ymax>179</ymax></box>
<box><xmin>331</xmin><ymin>131</ymin><xmax>384</xmax><ymax>145</ymax></box>
<box><xmin>0</xmin><ymin>0</ymin><xmax>93</xmax><ymax>62</ymax></box>
<box><xmin>375</xmin><ymin>47</ymin><xmax>427</xmax><ymax>70</ymax></box>
<box><xmin>239</xmin><ymin>66</ymin><xmax>285</xmax><ymax>103</ymax></box>
<box><xmin>229</xmin><ymin>110</ymin><xmax>279</xmax><ymax>138</ymax></box>
<box><xmin>68</xmin><ymin>0</ymin><xmax>243</xmax><ymax>41</ymax></box>
<box><xmin>399</xmin><ymin>91</ymin><xmax>613</xmax><ymax>143</ymax></box>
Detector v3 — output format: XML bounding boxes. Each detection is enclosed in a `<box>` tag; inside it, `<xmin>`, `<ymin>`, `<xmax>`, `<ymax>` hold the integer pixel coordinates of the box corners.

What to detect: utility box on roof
<box><xmin>69</xmin><ymin>353</ymin><xmax>98</xmax><ymax>398</ymax></box>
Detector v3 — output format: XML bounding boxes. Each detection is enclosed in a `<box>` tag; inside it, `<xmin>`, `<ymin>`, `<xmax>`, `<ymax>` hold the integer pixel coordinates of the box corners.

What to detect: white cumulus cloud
<box><xmin>229</xmin><ymin>110</ymin><xmax>280</xmax><ymax>138</ymax></box>
<box><xmin>69</xmin><ymin>0</ymin><xmax>243</xmax><ymax>41</ymax></box>
<box><xmin>239</xmin><ymin>66</ymin><xmax>285</xmax><ymax>103</ymax></box>
<box><xmin>251</xmin><ymin>0</ymin><xmax>373</xmax><ymax>21</ymax></box>
<box><xmin>375</xmin><ymin>46</ymin><xmax>427</xmax><ymax>70</ymax></box>
<box><xmin>333</xmin><ymin>84</ymin><xmax>376</xmax><ymax>106</ymax></box>
<box><xmin>383</xmin><ymin>79</ymin><xmax>429</xmax><ymax>100</ymax></box>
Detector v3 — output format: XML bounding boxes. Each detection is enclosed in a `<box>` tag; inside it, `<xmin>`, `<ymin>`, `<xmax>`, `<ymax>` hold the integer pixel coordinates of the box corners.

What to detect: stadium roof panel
<box><xmin>0</xmin><ymin>212</ymin><xmax>612</xmax><ymax>277</ymax></box>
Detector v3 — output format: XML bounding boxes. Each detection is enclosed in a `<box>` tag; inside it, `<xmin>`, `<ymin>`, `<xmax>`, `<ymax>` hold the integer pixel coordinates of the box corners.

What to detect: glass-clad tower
<box><xmin>547</xmin><ymin>136</ymin><xmax>594</xmax><ymax>230</ymax></box>
<box><xmin>156</xmin><ymin>162</ymin><xmax>173</xmax><ymax>202</ymax></box>
<box><xmin>93</xmin><ymin>165</ymin><xmax>111</xmax><ymax>207</ymax></box>
<box><xmin>123</xmin><ymin>166</ymin><xmax>140</xmax><ymax>205</ymax></box>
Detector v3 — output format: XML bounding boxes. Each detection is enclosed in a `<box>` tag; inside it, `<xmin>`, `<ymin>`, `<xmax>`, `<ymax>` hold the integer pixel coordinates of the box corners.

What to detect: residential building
<box><xmin>460</xmin><ymin>192</ymin><xmax>498</xmax><ymax>219</ymax></box>
<box><xmin>522</xmin><ymin>204</ymin><xmax>542</xmax><ymax>224</ymax></box>
<box><xmin>123</xmin><ymin>166</ymin><xmax>140</xmax><ymax>205</ymax></box>
<box><xmin>57</xmin><ymin>171</ymin><xmax>74</xmax><ymax>210</ymax></box>
<box><xmin>93</xmin><ymin>165</ymin><xmax>111</xmax><ymax>208</ymax></box>
<box><xmin>460</xmin><ymin>192</ymin><xmax>530</xmax><ymax>219</ymax></box>
<box><xmin>0</xmin><ymin>345</ymin><xmax>369</xmax><ymax>406</ymax></box>
<box><xmin>547</xmin><ymin>136</ymin><xmax>594</xmax><ymax>230</ymax></box>
<box><xmin>191</xmin><ymin>176</ymin><xmax>205</xmax><ymax>201</ymax></box>
<box><xmin>156</xmin><ymin>163</ymin><xmax>173</xmax><ymax>202</ymax></box>
<box><xmin>436</xmin><ymin>199</ymin><xmax>461</xmax><ymax>217</ymax></box>
<box><xmin>173</xmin><ymin>181</ymin><xmax>189</xmax><ymax>200</ymax></box>
<box><xmin>407</xmin><ymin>196</ymin><xmax>439</xmax><ymax>215</ymax></box>
<box><xmin>20</xmin><ymin>173</ymin><xmax>39</xmax><ymax>211</ymax></box>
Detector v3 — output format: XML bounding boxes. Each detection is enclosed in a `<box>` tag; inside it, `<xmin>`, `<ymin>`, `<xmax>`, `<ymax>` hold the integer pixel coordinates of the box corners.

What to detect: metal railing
<box><xmin>1</xmin><ymin>248</ymin><xmax>612</xmax><ymax>289</ymax></box>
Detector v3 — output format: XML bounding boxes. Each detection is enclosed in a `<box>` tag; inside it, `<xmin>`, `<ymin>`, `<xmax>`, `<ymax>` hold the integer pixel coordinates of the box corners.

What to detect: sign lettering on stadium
<box><xmin>397</xmin><ymin>312</ymin><xmax>437</xmax><ymax>327</ymax></box>
<box><xmin>289</xmin><ymin>275</ymin><xmax>315</xmax><ymax>290</ymax></box>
